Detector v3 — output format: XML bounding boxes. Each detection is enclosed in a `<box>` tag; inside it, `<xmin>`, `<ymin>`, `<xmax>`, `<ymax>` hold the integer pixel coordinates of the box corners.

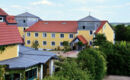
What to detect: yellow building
<box><xmin>0</xmin><ymin>8</ymin><xmax>56</xmax><ymax>80</ymax></box>
<box><xmin>24</xmin><ymin>16</ymin><xmax>115</xmax><ymax>50</ymax></box>
<box><xmin>15</xmin><ymin>12</ymin><xmax>42</xmax><ymax>37</ymax></box>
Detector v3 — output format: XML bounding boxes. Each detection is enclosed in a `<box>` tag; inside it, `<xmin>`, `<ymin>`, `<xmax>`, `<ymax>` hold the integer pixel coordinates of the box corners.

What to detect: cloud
<box><xmin>31</xmin><ymin>0</ymin><xmax>53</xmax><ymax>5</ymax></box>
<box><xmin>70</xmin><ymin>0</ymin><xmax>107</xmax><ymax>4</ymax></box>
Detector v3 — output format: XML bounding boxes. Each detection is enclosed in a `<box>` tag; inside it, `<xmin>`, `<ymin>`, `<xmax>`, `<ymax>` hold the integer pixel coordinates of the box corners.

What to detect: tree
<box><xmin>77</xmin><ymin>49</ymin><xmax>107</xmax><ymax>80</ymax></box>
<box><xmin>31</xmin><ymin>41</ymin><xmax>39</xmax><ymax>50</ymax></box>
<box><xmin>115</xmin><ymin>24</ymin><xmax>127</xmax><ymax>41</ymax></box>
<box><xmin>44</xmin><ymin>58</ymin><xmax>92</xmax><ymax>80</ymax></box>
<box><xmin>99</xmin><ymin>41</ymin><xmax>130</xmax><ymax>76</ymax></box>
<box><xmin>62</xmin><ymin>41</ymin><xmax>71</xmax><ymax>52</ymax></box>
<box><xmin>93</xmin><ymin>34</ymin><xmax>107</xmax><ymax>46</ymax></box>
<box><xmin>56</xmin><ymin>59</ymin><xmax>92</xmax><ymax>80</ymax></box>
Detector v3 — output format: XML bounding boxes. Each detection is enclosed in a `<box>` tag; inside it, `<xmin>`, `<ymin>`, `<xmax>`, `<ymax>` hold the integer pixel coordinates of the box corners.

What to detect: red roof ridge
<box><xmin>95</xmin><ymin>21</ymin><xmax>107</xmax><ymax>33</ymax></box>
<box><xmin>0</xmin><ymin>8</ymin><xmax>8</xmax><ymax>16</ymax></box>
<box><xmin>77</xmin><ymin>35</ymin><xmax>88</xmax><ymax>44</ymax></box>
<box><xmin>6</xmin><ymin>16</ymin><xmax>17</xmax><ymax>24</ymax></box>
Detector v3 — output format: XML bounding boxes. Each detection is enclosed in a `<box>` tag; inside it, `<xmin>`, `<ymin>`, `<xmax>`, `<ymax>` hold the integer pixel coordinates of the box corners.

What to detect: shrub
<box><xmin>43</xmin><ymin>76</ymin><xmax>67</xmax><ymax>80</ymax></box>
<box><xmin>100</xmin><ymin>41</ymin><xmax>130</xmax><ymax>76</ymax></box>
<box><xmin>31</xmin><ymin>41</ymin><xmax>39</xmax><ymax>50</ymax></box>
<box><xmin>77</xmin><ymin>49</ymin><xmax>107</xmax><ymax>80</ymax></box>
<box><xmin>56</xmin><ymin>59</ymin><xmax>92</xmax><ymax>80</ymax></box>
<box><xmin>47</xmin><ymin>58</ymin><xmax>92</xmax><ymax>80</ymax></box>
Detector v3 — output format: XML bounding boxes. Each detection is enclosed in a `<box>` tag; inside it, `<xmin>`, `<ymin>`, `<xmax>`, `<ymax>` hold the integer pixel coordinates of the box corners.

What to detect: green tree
<box><xmin>56</xmin><ymin>59</ymin><xmax>92</xmax><ymax>80</ymax></box>
<box><xmin>62</xmin><ymin>41</ymin><xmax>71</xmax><ymax>52</ymax></box>
<box><xmin>77</xmin><ymin>49</ymin><xmax>107</xmax><ymax>80</ymax></box>
<box><xmin>31</xmin><ymin>41</ymin><xmax>39</xmax><ymax>50</ymax></box>
<box><xmin>115</xmin><ymin>24</ymin><xmax>127</xmax><ymax>41</ymax></box>
<box><xmin>93</xmin><ymin>34</ymin><xmax>107</xmax><ymax>46</ymax></box>
<box><xmin>99</xmin><ymin>41</ymin><xmax>130</xmax><ymax>76</ymax></box>
<box><xmin>44</xmin><ymin>58</ymin><xmax>92</xmax><ymax>80</ymax></box>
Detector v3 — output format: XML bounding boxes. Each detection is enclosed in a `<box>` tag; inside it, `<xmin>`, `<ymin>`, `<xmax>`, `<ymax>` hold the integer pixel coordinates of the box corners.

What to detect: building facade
<box><xmin>24</xmin><ymin>16</ymin><xmax>115</xmax><ymax>50</ymax></box>
<box><xmin>15</xmin><ymin>12</ymin><xmax>42</xmax><ymax>37</ymax></box>
<box><xmin>0</xmin><ymin>8</ymin><xmax>56</xmax><ymax>80</ymax></box>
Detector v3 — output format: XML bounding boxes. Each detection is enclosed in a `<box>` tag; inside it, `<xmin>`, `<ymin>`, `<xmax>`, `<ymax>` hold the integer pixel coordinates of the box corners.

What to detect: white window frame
<box><xmin>43</xmin><ymin>41</ymin><xmax>47</xmax><ymax>46</ymax></box>
<box><xmin>69</xmin><ymin>34</ymin><xmax>73</xmax><ymax>38</ymax></box>
<box><xmin>27</xmin><ymin>40</ymin><xmax>30</xmax><ymax>45</ymax></box>
<box><xmin>43</xmin><ymin>32</ymin><xmax>47</xmax><ymax>38</ymax></box>
<box><xmin>27</xmin><ymin>32</ymin><xmax>30</xmax><ymax>37</ymax></box>
<box><xmin>35</xmin><ymin>32</ymin><xmax>38</xmax><ymax>37</ymax></box>
<box><xmin>89</xmin><ymin>30</ymin><xmax>93</xmax><ymax>35</ymax></box>
<box><xmin>51</xmin><ymin>41</ymin><xmax>55</xmax><ymax>46</ymax></box>
<box><xmin>51</xmin><ymin>33</ymin><xmax>55</xmax><ymax>38</ymax></box>
<box><xmin>60</xmin><ymin>34</ymin><xmax>64</xmax><ymax>38</ymax></box>
<box><xmin>0</xmin><ymin>17</ymin><xmax>3</xmax><ymax>22</ymax></box>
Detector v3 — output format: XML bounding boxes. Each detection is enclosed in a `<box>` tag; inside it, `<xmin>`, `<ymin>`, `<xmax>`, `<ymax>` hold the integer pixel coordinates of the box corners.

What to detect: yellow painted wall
<box><xmin>98</xmin><ymin>22</ymin><xmax>115</xmax><ymax>43</ymax></box>
<box><xmin>18</xmin><ymin>27</ymin><xmax>29</xmax><ymax>37</ymax></box>
<box><xmin>0</xmin><ymin>45</ymin><xmax>18</xmax><ymax>61</ymax></box>
<box><xmin>78</xmin><ymin>30</ymin><xmax>94</xmax><ymax>43</ymax></box>
<box><xmin>25</xmin><ymin>32</ymin><xmax>76</xmax><ymax>49</ymax></box>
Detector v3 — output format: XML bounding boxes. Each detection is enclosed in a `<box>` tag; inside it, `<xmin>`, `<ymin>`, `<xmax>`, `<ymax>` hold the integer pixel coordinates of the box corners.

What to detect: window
<box><xmin>43</xmin><ymin>33</ymin><xmax>47</xmax><ymax>37</ymax></box>
<box><xmin>35</xmin><ymin>33</ymin><xmax>38</xmax><ymax>37</ymax></box>
<box><xmin>69</xmin><ymin>34</ymin><xmax>73</xmax><ymax>38</ymax></box>
<box><xmin>27</xmin><ymin>40</ymin><xmax>30</xmax><ymax>45</ymax></box>
<box><xmin>25</xmin><ymin>68</ymin><xmax>37</xmax><ymax>80</ymax></box>
<box><xmin>89</xmin><ymin>30</ymin><xmax>93</xmax><ymax>35</ymax></box>
<box><xmin>24</xmin><ymin>28</ymin><xmax>26</xmax><ymax>31</ymax></box>
<box><xmin>0</xmin><ymin>17</ymin><xmax>3</xmax><ymax>22</ymax></box>
<box><xmin>83</xmin><ymin>26</ymin><xmax>85</xmax><ymax>29</ymax></box>
<box><xmin>43</xmin><ymin>41</ymin><xmax>47</xmax><ymax>45</ymax></box>
<box><xmin>51</xmin><ymin>41</ymin><xmax>55</xmax><ymax>46</ymax></box>
<box><xmin>89</xmin><ymin>41</ymin><xmax>93</xmax><ymax>45</ymax></box>
<box><xmin>27</xmin><ymin>32</ymin><xmax>30</xmax><ymax>37</ymax></box>
<box><xmin>23</xmin><ymin>20</ymin><xmax>26</xmax><ymax>23</ymax></box>
<box><xmin>103</xmin><ymin>25</ymin><xmax>106</xmax><ymax>30</ymax></box>
<box><xmin>51</xmin><ymin>33</ymin><xmax>55</xmax><ymax>38</ymax></box>
<box><xmin>60</xmin><ymin>42</ymin><xmax>63</xmax><ymax>46</ymax></box>
<box><xmin>60</xmin><ymin>34</ymin><xmax>64</xmax><ymax>38</ymax></box>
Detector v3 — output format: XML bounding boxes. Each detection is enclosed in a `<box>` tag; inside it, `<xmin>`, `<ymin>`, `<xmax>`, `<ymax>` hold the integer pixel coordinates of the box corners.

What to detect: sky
<box><xmin>0</xmin><ymin>0</ymin><xmax>130</xmax><ymax>22</ymax></box>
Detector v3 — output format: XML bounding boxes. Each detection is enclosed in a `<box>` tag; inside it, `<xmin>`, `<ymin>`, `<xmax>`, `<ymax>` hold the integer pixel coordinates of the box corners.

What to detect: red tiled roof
<box><xmin>25</xmin><ymin>21</ymin><xmax>78</xmax><ymax>33</ymax></box>
<box><xmin>0</xmin><ymin>24</ymin><xmax>23</xmax><ymax>45</ymax></box>
<box><xmin>95</xmin><ymin>21</ymin><xmax>107</xmax><ymax>33</ymax></box>
<box><xmin>0</xmin><ymin>8</ymin><xmax>8</xmax><ymax>16</ymax></box>
<box><xmin>77</xmin><ymin>35</ymin><xmax>88</xmax><ymax>44</ymax></box>
<box><xmin>6</xmin><ymin>16</ymin><xmax>17</xmax><ymax>24</ymax></box>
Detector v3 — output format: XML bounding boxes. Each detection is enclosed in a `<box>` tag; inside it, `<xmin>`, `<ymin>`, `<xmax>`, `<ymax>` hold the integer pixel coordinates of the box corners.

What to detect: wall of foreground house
<box><xmin>0</xmin><ymin>45</ymin><xmax>18</xmax><ymax>61</ymax></box>
<box><xmin>98</xmin><ymin>22</ymin><xmax>115</xmax><ymax>43</ymax></box>
<box><xmin>25</xmin><ymin>32</ymin><xmax>76</xmax><ymax>50</ymax></box>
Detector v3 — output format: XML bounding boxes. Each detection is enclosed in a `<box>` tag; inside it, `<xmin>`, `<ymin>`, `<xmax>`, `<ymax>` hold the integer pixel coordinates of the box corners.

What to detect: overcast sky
<box><xmin>0</xmin><ymin>0</ymin><xmax>130</xmax><ymax>22</ymax></box>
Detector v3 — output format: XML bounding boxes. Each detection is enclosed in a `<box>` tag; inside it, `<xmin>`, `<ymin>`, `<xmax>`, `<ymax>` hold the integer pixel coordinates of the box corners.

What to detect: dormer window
<box><xmin>62</xmin><ymin>22</ymin><xmax>66</xmax><ymax>24</ymax></box>
<box><xmin>0</xmin><ymin>17</ymin><xmax>3</xmax><ymax>22</ymax></box>
<box><xmin>83</xmin><ymin>26</ymin><xmax>85</xmax><ymax>29</ymax></box>
<box><xmin>44</xmin><ymin>22</ymin><xmax>48</xmax><ymax>24</ymax></box>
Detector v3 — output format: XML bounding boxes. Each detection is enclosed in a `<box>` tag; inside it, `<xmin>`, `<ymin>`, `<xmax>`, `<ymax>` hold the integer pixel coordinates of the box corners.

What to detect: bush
<box><xmin>43</xmin><ymin>76</ymin><xmax>67</xmax><ymax>80</ymax></box>
<box><xmin>99</xmin><ymin>41</ymin><xmax>130</xmax><ymax>76</ymax></box>
<box><xmin>45</xmin><ymin>58</ymin><xmax>92</xmax><ymax>80</ymax></box>
<box><xmin>77</xmin><ymin>49</ymin><xmax>107</xmax><ymax>80</ymax></box>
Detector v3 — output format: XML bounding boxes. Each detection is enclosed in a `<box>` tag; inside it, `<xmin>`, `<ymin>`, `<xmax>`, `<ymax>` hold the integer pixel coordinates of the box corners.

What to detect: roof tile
<box><xmin>25</xmin><ymin>21</ymin><xmax>78</xmax><ymax>33</ymax></box>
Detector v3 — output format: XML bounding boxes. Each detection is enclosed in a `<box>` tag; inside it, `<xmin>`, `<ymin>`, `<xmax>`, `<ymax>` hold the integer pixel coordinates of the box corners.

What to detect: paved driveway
<box><xmin>104</xmin><ymin>75</ymin><xmax>130</xmax><ymax>80</ymax></box>
<box><xmin>62</xmin><ymin>51</ymin><xmax>79</xmax><ymax>58</ymax></box>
